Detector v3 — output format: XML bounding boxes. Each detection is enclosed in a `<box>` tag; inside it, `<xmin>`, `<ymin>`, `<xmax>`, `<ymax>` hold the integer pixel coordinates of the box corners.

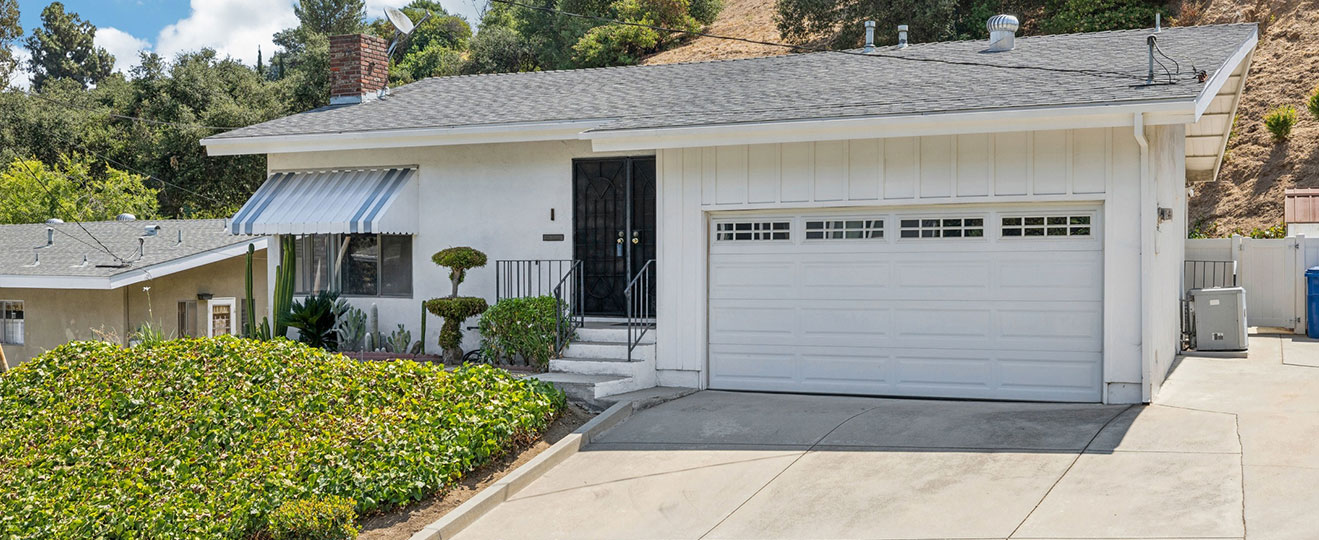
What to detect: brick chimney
<box><xmin>329</xmin><ymin>34</ymin><xmax>389</xmax><ymax>105</ymax></box>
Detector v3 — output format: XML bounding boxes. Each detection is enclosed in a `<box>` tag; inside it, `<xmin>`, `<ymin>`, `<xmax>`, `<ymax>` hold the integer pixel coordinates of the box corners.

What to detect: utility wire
<box><xmin>11</xmin><ymin>157</ymin><xmax>131</xmax><ymax>263</ymax></box>
<box><xmin>489</xmin><ymin>0</ymin><xmax>1182</xmax><ymax>83</ymax></box>
<box><xmin>49</xmin><ymin>131</ymin><xmax>234</xmax><ymax>210</ymax></box>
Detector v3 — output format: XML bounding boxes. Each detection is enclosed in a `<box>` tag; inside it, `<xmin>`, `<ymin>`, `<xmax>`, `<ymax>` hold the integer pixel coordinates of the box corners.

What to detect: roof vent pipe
<box><xmin>987</xmin><ymin>14</ymin><xmax>1019</xmax><ymax>52</ymax></box>
<box><xmin>863</xmin><ymin>20</ymin><xmax>876</xmax><ymax>52</ymax></box>
<box><xmin>138</xmin><ymin>237</ymin><xmax>145</xmax><ymax>258</ymax></box>
<box><xmin>116</xmin><ymin>213</ymin><xmax>136</xmax><ymax>222</ymax></box>
<box><xmin>1155</xmin><ymin>13</ymin><xmax>1161</xmax><ymax>32</ymax></box>
<box><xmin>45</xmin><ymin>227</ymin><xmax>54</xmax><ymax>247</ymax></box>
<box><xmin>897</xmin><ymin>24</ymin><xmax>909</xmax><ymax>48</ymax></box>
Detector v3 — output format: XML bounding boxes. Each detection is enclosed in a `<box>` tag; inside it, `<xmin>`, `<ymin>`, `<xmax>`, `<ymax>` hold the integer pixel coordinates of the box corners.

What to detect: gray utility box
<box><xmin>1191</xmin><ymin>287</ymin><xmax>1248</xmax><ymax>351</ymax></box>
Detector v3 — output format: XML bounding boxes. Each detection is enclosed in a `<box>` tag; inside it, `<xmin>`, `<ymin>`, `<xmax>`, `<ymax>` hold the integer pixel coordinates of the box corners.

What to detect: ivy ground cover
<box><xmin>0</xmin><ymin>337</ymin><xmax>564</xmax><ymax>538</ymax></box>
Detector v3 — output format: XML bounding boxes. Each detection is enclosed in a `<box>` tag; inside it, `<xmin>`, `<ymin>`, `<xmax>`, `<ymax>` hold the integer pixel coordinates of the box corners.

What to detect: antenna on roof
<box><xmin>384</xmin><ymin>7</ymin><xmax>431</xmax><ymax>59</ymax></box>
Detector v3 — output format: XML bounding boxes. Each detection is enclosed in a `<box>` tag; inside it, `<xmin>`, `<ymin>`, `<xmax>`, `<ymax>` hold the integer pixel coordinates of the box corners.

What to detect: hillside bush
<box><xmin>0</xmin><ymin>337</ymin><xmax>565</xmax><ymax>538</ymax></box>
<box><xmin>479</xmin><ymin>296</ymin><xmax>568</xmax><ymax>368</ymax></box>
<box><xmin>1264</xmin><ymin>104</ymin><xmax>1298</xmax><ymax>142</ymax></box>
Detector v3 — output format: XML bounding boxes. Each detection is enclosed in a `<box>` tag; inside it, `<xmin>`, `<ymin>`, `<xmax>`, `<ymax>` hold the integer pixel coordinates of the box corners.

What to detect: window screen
<box><xmin>899</xmin><ymin>217</ymin><xmax>984</xmax><ymax>239</ymax></box>
<box><xmin>805</xmin><ymin>219</ymin><xmax>884</xmax><ymax>240</ymax></box>
<box><xmin>0</xmin><ymin>300</ymin><xmax>23</xmax><ymax>345</ymax></box>
<box><xmin>715</xmin><ymin>221</ymin><xmax>790</xmax><ymax>241</ymax></box>
<box><xmin>1002</xmin><ymin>215</ymin><xmax>1092</xmax><ymax>237</ymax></box>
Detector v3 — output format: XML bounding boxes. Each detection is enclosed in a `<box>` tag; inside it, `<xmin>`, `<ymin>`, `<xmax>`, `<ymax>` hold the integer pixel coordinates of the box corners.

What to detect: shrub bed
<box><xmin>0</xmin><ymin>337</ymin><xmax>564</xmax><ymax>538</ymax></box>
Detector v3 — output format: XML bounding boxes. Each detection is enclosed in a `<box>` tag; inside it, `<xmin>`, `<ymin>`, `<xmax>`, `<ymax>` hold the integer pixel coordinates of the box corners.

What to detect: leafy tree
<box><xmin>0</xmin><ymin>0</ymin><xmax>19</xmax><ymax>88</ymax></box>
<box><xmin>24</xmin><ymin>2</ymin><xmax>115</xmax><ymax>91</ymax></box>
<box><xmin>294</xmin><ymin>0</ymin><xmax>366</xmax><ymax>35</ymax></box>
<box><xmin>0</xmin><ymin>155</ymin><xmax>158</xmax><ymax>224</ymax></box>
<box><xmin>1037</xmin><ymin>0</ymin><xmax>1163</xmax><ymax>34</ymax></box>
<box><xmin>572</xmin><ymin>0</ymin><xmax>698</xmax><ymax>67</ymax></box>
<box><xmin>776</xmin><ymin>0</ymin><xmax>961</xmax><ymax>49</ymax></box>
<box><xmin>464</xmin><ymin>25</ymin><xmax>534</xmax><ymax>74</ymax></box>
<box><xmin>368</xmin><ymin>1</ymin><xmax>474</xmax><ymax>83</ymax></box>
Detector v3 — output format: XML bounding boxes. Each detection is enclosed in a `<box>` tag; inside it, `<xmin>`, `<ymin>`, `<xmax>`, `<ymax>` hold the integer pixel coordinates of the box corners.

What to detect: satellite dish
<box><xmin>385</xmin><ymin>7</ymin><xmax>415</xmax><ymax>35</ymax></box>
<box><xmin>384</xmin><ymin>7</ymin><xmax>432</xmax><ymax>58</ymax></box>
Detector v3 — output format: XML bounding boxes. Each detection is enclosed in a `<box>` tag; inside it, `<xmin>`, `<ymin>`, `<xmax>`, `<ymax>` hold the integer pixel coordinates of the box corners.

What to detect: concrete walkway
<box><xmin>454</xmin><ymin>334</ymin><xmax>1319</xmax><ymax>540</ymax></box>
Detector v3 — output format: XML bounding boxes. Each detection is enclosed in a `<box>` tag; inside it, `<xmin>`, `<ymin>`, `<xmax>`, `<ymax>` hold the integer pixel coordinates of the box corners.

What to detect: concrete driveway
<box><xmin>454</xmin><ymin>334</ymin><xmax>1319</xmax><ymax>540</ymax></box>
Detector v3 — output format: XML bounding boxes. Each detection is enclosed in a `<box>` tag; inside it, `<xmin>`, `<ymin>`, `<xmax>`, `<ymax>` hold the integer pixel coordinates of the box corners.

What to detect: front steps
<box><xmin>532</xmin><ymin>324</ymin><xmax>657</xmax><ymax>411</ymax></box>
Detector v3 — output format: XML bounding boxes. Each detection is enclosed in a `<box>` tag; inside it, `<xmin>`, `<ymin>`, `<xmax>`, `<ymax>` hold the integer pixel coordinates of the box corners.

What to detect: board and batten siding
<box><xmin>655</xmin><ymin>127</ymin><xmax>1146</xmax><ymax>393</ymax></box>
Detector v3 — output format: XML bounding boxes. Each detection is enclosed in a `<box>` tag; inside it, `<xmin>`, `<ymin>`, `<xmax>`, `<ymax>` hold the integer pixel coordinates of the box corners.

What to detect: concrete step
<box><xmin>576</xmin><ymin>325</ymin><xmax>657</xmax><ymax>345</ymax></box>
<box><xmin>551</xmin><ymin>356</ymin><xmax>645</xmax><ymax>377</ymax></box>
<box><xmin>562</xmin><ymin>341</ymin><xmax>655</xmax><ymax>361</ymax></box>
<box><xmin>530</xmin><ymin>373</ymin><xmax>632</xmax><ymax>412</ymax></box>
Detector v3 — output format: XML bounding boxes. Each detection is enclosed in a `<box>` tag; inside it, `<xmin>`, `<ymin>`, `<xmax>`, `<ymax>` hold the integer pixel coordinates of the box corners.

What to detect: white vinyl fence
<box><xmin>1185</xmin><ymin>236</ymin><xmax>1319</xmax><ymax>332</ymax></box>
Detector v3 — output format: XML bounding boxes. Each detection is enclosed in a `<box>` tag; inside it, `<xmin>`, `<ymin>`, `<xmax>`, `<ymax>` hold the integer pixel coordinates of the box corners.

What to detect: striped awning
<box><xmin>230</xmin><ymin>168</ymin><xmax>417</xmax><ymax>235</ymax></box>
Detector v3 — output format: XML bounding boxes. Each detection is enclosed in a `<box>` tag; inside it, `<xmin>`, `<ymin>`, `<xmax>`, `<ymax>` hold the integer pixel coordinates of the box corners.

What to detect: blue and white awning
<box><xmin>230</xmin><ymin>168</ymin><xmax>417</xmax><ymax>235</ymax></box>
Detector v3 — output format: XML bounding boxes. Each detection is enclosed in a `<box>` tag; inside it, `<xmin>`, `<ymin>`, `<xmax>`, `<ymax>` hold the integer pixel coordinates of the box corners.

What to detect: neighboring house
<box><xmin>203</xmin><ymin>22</ymin><xmax>1258</xmax><ymax>405</ymax></box>
<box><xmin>1284</xmin><ymin>189</ymin><xmax>1319</xmax><ymax>237</ymax></box>
<box><xmin>0</xmin><ymin>219</ymin><xmax>267</xmax><ymax>367</ymax></box>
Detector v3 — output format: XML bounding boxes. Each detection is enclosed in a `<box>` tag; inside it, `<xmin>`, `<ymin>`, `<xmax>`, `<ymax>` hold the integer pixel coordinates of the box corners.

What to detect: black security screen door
<box><xmin>573</xmin><ymin>157</ymin><xmax>656</xmax><ymax>316</ymax></box>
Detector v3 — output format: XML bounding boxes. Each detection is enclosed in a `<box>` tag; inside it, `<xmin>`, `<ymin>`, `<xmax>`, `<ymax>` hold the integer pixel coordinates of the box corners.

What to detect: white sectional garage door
<box><xmin>708</xmin><ymin>206</ymin><xmax>1103</xmax><ymax>402</ymax></box>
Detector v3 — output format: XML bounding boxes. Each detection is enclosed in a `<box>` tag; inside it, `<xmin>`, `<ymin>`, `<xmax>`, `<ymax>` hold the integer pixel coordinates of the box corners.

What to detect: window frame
<box><xmin>713</xmin><ymin>220</ymin><xmax>793</xmax><ymax>242</ymax></box>
<box><xmin>896</xmin><ymin>215</ymin><xmax>987</xmax><ymax>241</ymax></box>
<box><xmin>206</xmin><ymin>297</ymin><xmax>238</xmax><ymax>338</ymax></box>
<box><xmin>998</xmin><ymin>212</ymin><xmax>1097</xmax><ymax>239</ymax></box>
<box><xmin>292</xmin><ymin>233</ymin><xmax>414</xmax><ymax>298</ymax></box>
<box><xmin>0</xmin><ymin>300</ymin><xmax>23</xmax><ymax>346</ymax></box>
<box><xmin>802</xmin><ymin>217</ymin><xmax>886</xmax><ymax>241</ymax></box>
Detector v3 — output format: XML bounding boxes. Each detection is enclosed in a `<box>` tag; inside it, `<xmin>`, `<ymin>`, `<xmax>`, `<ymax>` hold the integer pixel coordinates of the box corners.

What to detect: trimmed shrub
<box><xmin>479</xmin><ymin>296</ymin><xmax>567</xmax><ymax>368</ymax></box>
<box><xmin>0</xmin><ymin>337</ymin><xmax>565</xmax><ymax>538</ymax></box>
<box><xmin>1264</xmin><ymin>105</ymin><xmax>1297</xmax><ymax>142</ymax></box>
<box><xmin>427</xmin><ymin>247</ymin><xmax>489</xmax><ymax>363</ymax></box>
<box><xmin>268</xmin><ymin>496</ymin><xmax>359</xmax><ymax>540</ymax></box>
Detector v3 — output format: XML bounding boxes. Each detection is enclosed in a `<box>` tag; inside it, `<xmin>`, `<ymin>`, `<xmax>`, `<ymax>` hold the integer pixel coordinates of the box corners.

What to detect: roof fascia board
<box><xmin>586</xmin><ymin>101</ymin><xmax>1194</xmax><ymax>152</ymax></box>
<box><xmin>0</xmin><ymin>238</ymin><xmax>270</xmax><ymax>290</ymax></box>
<box><xmin>107</xmin><ymin>238</ymin><xmax>269</xmax><ymax>289</ymax></box>
<box><xmin>1194</xmin><ymin>28</ymin><xmax>1259</xmax><ymax>120</ymax></box>
<box><xmin>202</xmin><ymin>120</ymin><xmax>606</xmax><ymax>156</ymax></box>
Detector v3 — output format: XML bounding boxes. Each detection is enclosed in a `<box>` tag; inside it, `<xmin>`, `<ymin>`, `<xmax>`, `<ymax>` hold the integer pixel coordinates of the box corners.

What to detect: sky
<box><xmin>9</xmin><ymin>0</ymin><xmax>487</xmax><ymax>89</ymax></box>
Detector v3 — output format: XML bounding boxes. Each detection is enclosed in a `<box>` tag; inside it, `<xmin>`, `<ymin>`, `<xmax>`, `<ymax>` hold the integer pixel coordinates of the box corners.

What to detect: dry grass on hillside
<box><xmin>641</xmin><ymin>0</ymin><xmax>787</xmax><ymax>64</ymax></box>
<box><xmin>1186</xmin><ymin>0</ymin><xmax>1319</xmax><ymax>234</ymax></box>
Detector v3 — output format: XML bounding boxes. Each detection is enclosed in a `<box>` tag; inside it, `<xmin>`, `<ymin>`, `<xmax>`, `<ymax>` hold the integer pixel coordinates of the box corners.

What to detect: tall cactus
<box><xmin>272</xmin><ymin>235</ymin><xmax>297</xmax><ymax>339</ymax></box>
<box><xmin>244</xmin><ymin>244</ymin><xmax>256</xmax><ymax>338</ymax></box>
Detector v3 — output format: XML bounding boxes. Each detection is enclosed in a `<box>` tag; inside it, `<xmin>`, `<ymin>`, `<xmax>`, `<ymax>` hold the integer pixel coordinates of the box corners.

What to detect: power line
<box><xmin>489</xmin><ymin>0</ymin><xmax>1183</xmax><ymax>83</ymax></box>
<box><xmin>49</xmin><ymin>132</ymin><xmax>234</xmax><ymax>210</ymax></box>
<box><xmin>11</xmin><ymin>157</ymin><xmax>131</xmax><ymax>263</ymax></box>
<box><xmin>24</xmin><ymin>91</ymin><xmax>240</xmax><ymax>132</ymax></box>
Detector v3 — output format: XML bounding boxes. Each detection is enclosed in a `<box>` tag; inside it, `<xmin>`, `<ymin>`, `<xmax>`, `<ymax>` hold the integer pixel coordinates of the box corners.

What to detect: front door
<box><xmin>573</xmin><ymin>157</ymin><xmax>656</xmax><ymax>316</ymax></box>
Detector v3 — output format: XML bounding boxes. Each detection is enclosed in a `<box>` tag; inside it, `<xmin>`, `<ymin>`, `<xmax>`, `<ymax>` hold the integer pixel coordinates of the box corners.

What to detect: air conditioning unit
<box><xmin>1190</xmin><ymin>287</ymin><xmax>1248</xmax><ymax>351</ymax></box>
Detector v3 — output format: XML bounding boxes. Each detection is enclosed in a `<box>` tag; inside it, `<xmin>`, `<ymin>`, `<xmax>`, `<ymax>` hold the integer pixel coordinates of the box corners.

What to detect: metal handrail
<box><xmin>552</xmin><ymin>261</ymin><xmax>584</xmax><ymax>355</ymax></box>
<box><xmin>624</xmin><ymin>259</ymin><xmax>656</xmax><ymax>362</ymax></box>
<box><xmin>495</xmin><ymin>259</ymin><xmax>578</xmax><ymax>301</ymax></box>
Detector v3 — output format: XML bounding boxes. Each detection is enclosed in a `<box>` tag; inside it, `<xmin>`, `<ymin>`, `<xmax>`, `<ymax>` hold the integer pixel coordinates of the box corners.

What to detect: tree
<box><xmin>0</xmin><ymin>0</ymin><xmax>19</xmax><ymax>88</ymax></box>
<box><xmin>0</xmin><ymin>155</ymin><xmax>158</xmax><ymax>224</ymax></box>
<box><xmin>776</xmin><ymin>0</ymin><xmax>961</xmax><ymax>49</ymax></box>
<box><xmin>294</xmin><ymin>0</ymin><xmax>366</xmax><ymax>35</ymax></box>
<box><xmin>24</xmin><ymin>2</ymin><xmax>115</xmax><ymax>90</ymax></box>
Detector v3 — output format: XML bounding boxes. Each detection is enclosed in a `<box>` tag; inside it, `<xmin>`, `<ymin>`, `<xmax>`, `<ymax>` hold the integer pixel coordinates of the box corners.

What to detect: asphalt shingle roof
<box><xmin>0</xmin><ymin>219</ymin><xmax>260</xmax><ymax>278</ymax></box>
<box><xmin>208</xmin><ymin>24</ymin><xmax>1257</xmax><ymax>142</ymax></box>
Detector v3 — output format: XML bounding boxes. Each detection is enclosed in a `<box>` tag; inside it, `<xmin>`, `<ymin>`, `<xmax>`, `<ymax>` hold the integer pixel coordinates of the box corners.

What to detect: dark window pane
<box><xmin>965</xmin><ymin>218</ymin><xmax>984</xmax><ymax>227</ymax></box>
<box><xmin>921</xmin><ymin>230</ymin><xmax>937</xmax><ymax>238</ymax></box>
<box><xmin>772</xmin><ymin>222</ymin><xmax>790</xmax><ymax>230</ymax></box>
<box><xmin>1025</xmin><ymin>217</ymin><xmax>1045</xmax><ymax>226</ymax></box>
<box><xmin>921</xmin><ymin>219</ymin><xmax>939</xmax><ymax>228</ymax></box>
<box><xmin>944</xmin><ymin>229</ymin><xmax>963</xmax><ymax>237</ymax></box>
<box><xmin>309</xmin><ymin>235</ymin><xmax>331</xmax><ymax>293</ymax></box>
<box><xmin>380</xmin><ymin>235</ymin><xmax>413</xmax><ymax>296</ymax></box>
<box><xmin>1003</xmin><ymin>228</ymin><xmax>1022</xmax><ymax>237</ymax></box>
<box><xmin>1072</xmin><ymin>227</ymin><xmax>1091</xmax><ymax>236</ymax></box>
<box><xmin>806</xmin><ymin>231</ymin><xmax>823</xmax><ymax>239</ymax></box>
<box><xmin>1071</xmin><ymin>216</ymin><xmax>1091</xmax><ymax>225</ymax></box>
<box><xmin>1025</xmin><ymin>227</ymin><xmax>1045</xmax><ymax>236</ymax></box>
<box><xmin>942</xmin><ymin>219</ymin><xmax>962</xmax><ymax>227</ymax></box>
<box><xmin>901</xmin><ymin>230</ymin><xmax>918</xmax><ymax>238</ymax></box>
<box><xmin>806</xmin><ymin>221</ymin><xmax>823</xmax><ymax>230</ymax></box>
<box><xmin>966</xmin><ymin>229</ymin><xmax>984</xmax><ymax>237</ymax></box>
<box><xmin>1003</xmin><ymin>217</ymin><xmax>1022</xmax><ymax>226</ymax></box>
<box><xmin>1047</xmin><ymin>227</ymin><xmax>1068</xmax><ymax>236</ymax></box>
<box><xmin>1047</xmin><ymin>216</ymin><xmax>1067</xmax><ymax>225</ymax></box>
<box><xmin>901</xmin><ymin>220</ymin><xmax>918</xmax><ymax>228</ymax></box>
<box><xmin>341</xmin><ymin>234</ymin><xmax>379</xmax><ymax>295</ymax></box>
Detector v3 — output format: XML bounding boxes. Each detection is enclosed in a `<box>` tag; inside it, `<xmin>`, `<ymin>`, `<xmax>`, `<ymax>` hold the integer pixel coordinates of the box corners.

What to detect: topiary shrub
<box><xmin>267</xmin><ymin>496</ymin><xmax>359</xmax><ymax>540</ymax></box>
<box><xmin>1264</xmin><ymin>104</ymin><xmax>1297</xmax><ymax>142</ymax></box>
<box><xmin>425</xmin><ymin>247</ymin><xmax>489</xmax><ymax>363</ymax></box>
<box><xmin>1308</xmin><ymin>86</ymin><xmax>1319</xmax><ymax>121</ymax></box>
<box><xmin>479</xmin><ymin>296</ymin><xmax>568</xmax><ymax>369</ymax></box>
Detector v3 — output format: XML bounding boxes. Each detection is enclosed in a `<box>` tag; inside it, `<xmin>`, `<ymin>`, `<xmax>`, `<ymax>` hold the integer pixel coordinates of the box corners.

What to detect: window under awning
<box><xmin>230</xmin><ymin>167</ymin><xmax>418</xmax><ymax>235</ymax></box>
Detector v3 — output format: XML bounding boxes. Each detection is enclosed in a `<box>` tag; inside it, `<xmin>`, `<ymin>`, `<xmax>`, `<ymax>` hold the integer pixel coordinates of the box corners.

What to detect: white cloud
<box><xmin>95</xmin><ymin>27</ymin><xmax>152</xmax><ymax>75</ymax></box>
<box><xmin>154</xmin><ymin>0</ymin><xmax>299</xmax><ymax>65</ymax></box>
<box><xmin>7</xmin><ymin>46</ymin><xmax>31</xmax><ymax>90</ymax></box>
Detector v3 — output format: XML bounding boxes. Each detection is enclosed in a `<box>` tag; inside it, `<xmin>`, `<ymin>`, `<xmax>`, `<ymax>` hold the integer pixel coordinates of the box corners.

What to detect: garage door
<box><xmin>708</xmin><ymin>207</ymin><xmax>1103</xmax><ymax>402</ymax></box>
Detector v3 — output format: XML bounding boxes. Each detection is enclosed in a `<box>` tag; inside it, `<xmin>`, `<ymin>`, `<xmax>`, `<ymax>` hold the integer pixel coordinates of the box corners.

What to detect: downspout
<box><xmin>1134</xmin><ymin>112</ymin><xmax>1154</xmax><ymax>404</ymax></box>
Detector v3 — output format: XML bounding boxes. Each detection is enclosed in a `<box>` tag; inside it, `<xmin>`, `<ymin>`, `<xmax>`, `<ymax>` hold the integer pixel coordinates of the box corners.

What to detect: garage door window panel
<box><xmin>898</xmin><ymin>217</ymin><xmax>984</xmax><ymax>239</ymax></box>
<box><xmin>804</xmin><ymin>218</ymin><xmax>884</xmax><ymax>240</ymax></box>
<box><xmin>715</xmin><ymin>221</ymin><xmax>791</xmax><ymax>242</ymax></box>
<box><xmin>1002</xmin><ymin>215</ymin><xmax>1093</xmax><ymax>238</ymax></box>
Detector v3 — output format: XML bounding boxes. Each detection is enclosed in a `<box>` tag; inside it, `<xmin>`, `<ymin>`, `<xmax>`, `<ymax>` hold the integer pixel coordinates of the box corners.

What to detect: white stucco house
<box><xmin>203</xmin><ymin>23</ymin><xmax>1257</xmax><ymax>405</ymax></box>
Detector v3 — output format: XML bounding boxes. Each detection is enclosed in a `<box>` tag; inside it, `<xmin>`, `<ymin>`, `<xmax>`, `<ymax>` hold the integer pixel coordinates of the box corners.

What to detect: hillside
<box><xmin>1186</xmin><ymin>0</ymin><xmax>1319</xmax><ymax>234</ymax></box>
<box><xmin>644</xmin><ymin>0</ymin><xmax>1319</xmax><ymax>236</ymax></box>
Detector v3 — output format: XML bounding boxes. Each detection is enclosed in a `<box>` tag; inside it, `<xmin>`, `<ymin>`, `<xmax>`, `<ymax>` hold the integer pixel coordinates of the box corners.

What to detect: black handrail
<box><xmin>553</xmin><ymin>261</ymin><xmax>584</xmax><ymax>355</ymax></box>
<box><xmin>624</xmin><ymin>259</ymin><xmax>656</xmax><ymax>362</ymax></box>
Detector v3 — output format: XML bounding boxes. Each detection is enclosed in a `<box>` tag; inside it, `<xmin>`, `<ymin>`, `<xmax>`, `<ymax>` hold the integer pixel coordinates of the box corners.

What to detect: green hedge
<box><xmin>0</xmin><ymin>337</ymin><xmax>565</xmax><ymax>538</ymax></box>
<box><xmin>479</xmin><ymin>296</ymin><xmax>566</xmax><ymax>368</ymax></box>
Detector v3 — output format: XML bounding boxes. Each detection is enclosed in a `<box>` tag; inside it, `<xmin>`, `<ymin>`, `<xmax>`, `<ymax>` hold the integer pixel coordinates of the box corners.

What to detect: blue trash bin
<box><xmin>1308</xmin><ymin>267</ymin><xmax>1319</xmax><ymax>338</ymax></box>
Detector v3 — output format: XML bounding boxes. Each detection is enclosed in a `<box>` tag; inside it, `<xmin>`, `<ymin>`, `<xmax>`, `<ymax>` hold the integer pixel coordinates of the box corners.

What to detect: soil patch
<box><xmin>357</xmin><ymin>404</ymin><xmax>594</xmax><ymax>540</ymax></box>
